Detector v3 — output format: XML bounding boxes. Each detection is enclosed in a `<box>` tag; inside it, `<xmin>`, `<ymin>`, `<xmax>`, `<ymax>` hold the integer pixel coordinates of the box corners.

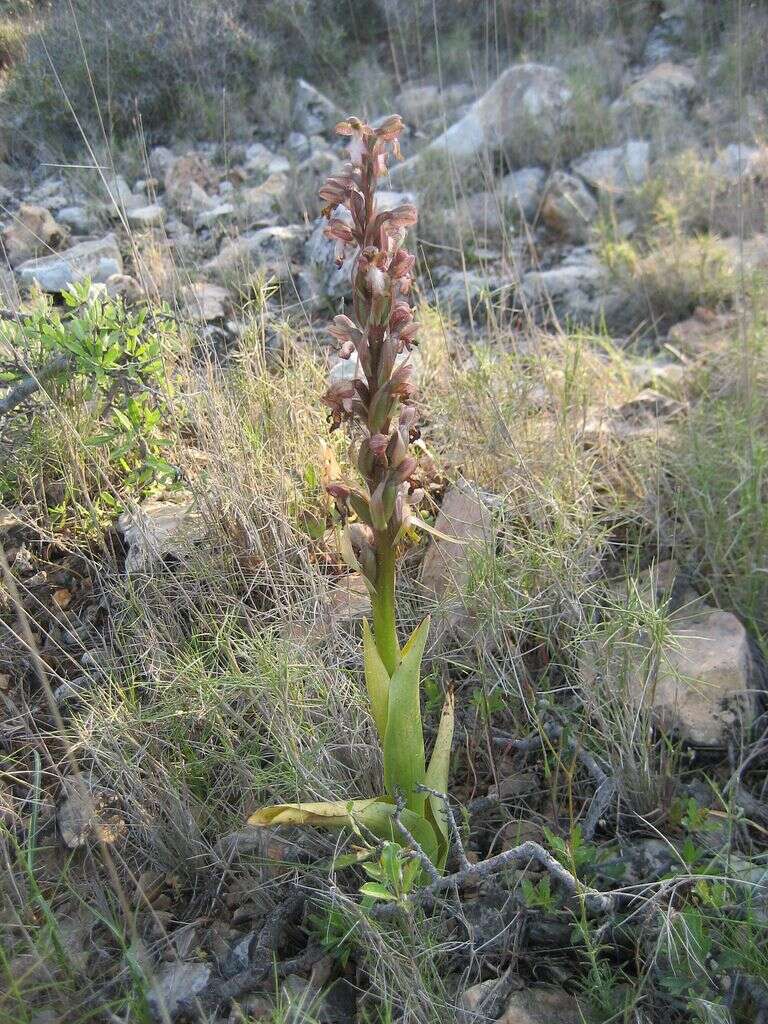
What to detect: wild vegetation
<box><xmin>1</xmin><ymin>2</ymin><xmax>768</xmax><ymax>1023</ymax></box>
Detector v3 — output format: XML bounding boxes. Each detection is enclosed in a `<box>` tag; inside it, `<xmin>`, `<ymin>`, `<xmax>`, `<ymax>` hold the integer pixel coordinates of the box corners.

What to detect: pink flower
<box><xmin>388</xmin><ymin>363</ymin><xmax>417</xmax><ymax>402</ymax></box>
<box><xmin>322</xmin><ymin>379</ymin><xmax>357</xmax><ymax>429</ymax></box>
<box><xmin>389</xmin><ymin>301</ymin><xmax>412</xmax><ymax>332</ymax></box>
<box><xmin>335</xmin><ymin>116</ymin><xmax>374</xmax><ymax>168</ymax></box>
<box><xmin>367</xmin><ymin>432</ymin><xmax>390</xmax><ymax>460</ymax></box>
<box><xmin>328</xmin><ymin>314</ymin><xmax>358</xmax><ymax>345</ymax></box>
<box><xmin>318</xmin><ymin>175</ymin><xmax>357</xmax><ymax>209</ymax></box>
<box><xmin>324</xmin><ymin>216</ymin><xmax>357</xmax><ymax>267</ymax></box>
<box><xmin>390</xmin><ymin>249</ymin><xmax>415</xmax><ymax>280</ymax></box>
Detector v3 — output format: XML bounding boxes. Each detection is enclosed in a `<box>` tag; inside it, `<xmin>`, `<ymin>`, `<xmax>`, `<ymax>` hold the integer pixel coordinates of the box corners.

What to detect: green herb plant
<box><xmin>249</xmin><ymin>115</ymin><xmax>456</xmax><ymax>872</ymax></box>
<box><xmin>0</xmin><ymin>281</ymin><xmax>178</xmax><ymax>501</ymax></box>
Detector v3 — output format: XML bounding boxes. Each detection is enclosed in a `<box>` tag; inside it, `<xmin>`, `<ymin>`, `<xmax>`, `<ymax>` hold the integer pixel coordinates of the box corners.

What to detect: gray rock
<box><xmin>206</xmin><ymin>224</ymin><xmax>306</xmax><ymax>280</ymax></box>
<box><xmin>420</xmin><ymin>479</ymin><xmax>495</xmax><ymax>635</ymax></box>
<box><xmin>392</xmin><ymin>63</ymin><xmax>572</xmax><ymax>177</ymax></box>
<box><xmin>572</xmin><ymin>140</ymin><xmax>650</xmax><ymax>195</ymax></box>
<box><xmin>460</xmin><ymin>982</ymin><xmax>583</xmax><ymax>1024</ymax></box>
<box><xmin>15</xmin><ymin>234</ymin><xmax>123</xmax><ymax>293</ymax></box>
<box><xmin>180</xmin><ymin>281</ymin><xmax>230</xmax><ymax>322</ymax></box>
<box><xmin>57</xmin><ymin>205</ymin><xmax>96</xmax><ymax>235</ymax></box>
<box><xmin>304</xmin><ymin>218</ymin><xmax>352</xmax><ymax>301</ymax></box>
<box><xmin>615</xmin><ymin>61</ymin><xmax>697</xmax><ymax>117</ymax></box>
<box><xmin>147</xmin><ymin>962</ymin><xmax>211</xmax><ymax>1021</ymax></box>
<box><xmin>287</xmin><ymin>131</ymin><xmax>310</xmax><ymax>159</ymax></box>
<box><xmin>540</xmin><ymin>171</ymin><xmax>598</xmax><ymax>242</ymax></box>
<box><xmin>2</xmin><ymin>204</ymin><xmax>68</xmax><ymax>266</ymax></box>
<box><xmin>395</xmin><ymin>81</ymin><xmax>475</xmax><ymax>126</ymax></box>
<box><xmin>501</xmin><ymin>166</ymin><xmax>547</xmax><ymax>219</ymax></box>
<box><xmin>431</xmin><ymin>267</ymin><xmax>505</xmax><ymax>321</ymax></box>
<box><xmin>127</xmin><ymin>203</ymin><xmax>165</xmax><ymax>229</ymax></box>
<box><xmin>148</xmin><ymin>145</ymin><xmax>175</xmax><ymax>178</ymax></box>
<box><xmin>27</xmin><ymin>177</ymin><xmax>66</xmax><ymax>204</ymax></box>
<box><xmin>522</xmin><ymin>254</ymin><xmax>610</xmax><ymax>325</ymax></box>
<box><xmin>293</xmin><ymin>78</ymin><xmax>341</xmax><ymax>135</ymax></box>
<box><xmin>243</xmin><ymin>142</ymin><xmax>290</xmax><ymax>176</ymax></box>
<box><xmin>453</xmin><ymin>168</ymin><xmax>545</xmax><ymax>240</ymax></box>
<box><xmin>118</xmin><ymin>495</ymin><xmax>207</xmax><ymax>573</ymax></box>
<box><xmin>711</xmin><ymin>143</ymin><xmax>766</xmax><ymax>183</ymax></box>
<box><xmin>580</xmin><ymin>561</ymin><xmax>757</xmax><ymax>746</ymax></box>
<box><xmin>193</xmin><ymin>202</ymin><xmax>235</xmax><ymax>230</ymax></box>
<box><xmin>105</xmin><ymin>273</ymin><xmax>142</xmax><ymax>304</ymax></box>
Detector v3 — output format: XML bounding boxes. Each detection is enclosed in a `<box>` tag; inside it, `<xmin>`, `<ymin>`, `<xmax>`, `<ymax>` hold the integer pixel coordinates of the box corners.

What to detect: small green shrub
<box><xmin>0</xmin><ymin>281</ymin><xmax>180</xmax><ymax>514</ymax></box>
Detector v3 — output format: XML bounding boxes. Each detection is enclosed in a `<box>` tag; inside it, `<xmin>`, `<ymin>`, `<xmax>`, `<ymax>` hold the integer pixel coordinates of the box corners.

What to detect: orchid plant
<box><xmin>249</xmin><ymin>115</ymin><xmax>455</xmax><ymax>871</ymax></box>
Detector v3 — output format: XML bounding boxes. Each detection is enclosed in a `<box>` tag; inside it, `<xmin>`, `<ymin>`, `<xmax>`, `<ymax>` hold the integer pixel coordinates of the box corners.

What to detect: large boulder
<box><xmin>581</xmin><ymin>561</ymin><xmax>758</xmax><ymax>747</ymax></box>
<box><xmin>2</xmin><ymin>204</ymin><xmax>68</xmax><ymax>267</ymax></box>
<box><xmin>14</xmin><ymin>234</ymin><xmax>122</xmax><ymax>293</ymax></box>
<box><xmin>540</xmin><ymin>171</ymin><xmax>598</xmax><ymax>242</ymax></box>
<box><xmin>392</xmin><ymin>64</ymin><xmax>572</xmax><ymax>177</ymax></box>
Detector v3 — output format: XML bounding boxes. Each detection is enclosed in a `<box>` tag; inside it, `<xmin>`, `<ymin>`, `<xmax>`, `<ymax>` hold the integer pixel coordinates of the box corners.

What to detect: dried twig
<box><xmin>372</xmin><ymin>838</ymin><xmax>613</xmax><ymax>918</ymax></box>
<box><xmin>171</xmin><ymin>892</ymin><xmax>315</xmax><ymax>1020</ymax></box>
<box><xmin>393</xmin><ymin>793</ymin><xmax>441</xmax><ymax>884</ymax></box>
<box><xmin>417</xmin><ymin>784</ymin><xmax>472</xmax><ymax>872</ymax></box>
<box><xmin>493</xmin><ymin>719</ymin><xmax>616</xmax><ymax>841</ymax></box>
<box><xmin>0</xmin><ymin>353</ymin><xmax>72</xmax><ymax>417</ymax></box>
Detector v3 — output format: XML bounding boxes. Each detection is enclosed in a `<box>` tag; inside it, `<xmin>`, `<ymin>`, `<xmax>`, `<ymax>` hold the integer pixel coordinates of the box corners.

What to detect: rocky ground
<box><xmin>2</xmin><ymin>4</ymin><xmax>768</xmax><ymax>1023</ymax></box>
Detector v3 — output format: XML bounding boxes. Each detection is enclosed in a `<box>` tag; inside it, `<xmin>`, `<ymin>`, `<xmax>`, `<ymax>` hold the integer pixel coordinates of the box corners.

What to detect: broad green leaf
<box><xmin>424</xmin><ymin>689</ymin><xmax>455</xmax><ymax>870</ymax></box>
<box><xmin>363</xmin><ymin>619</ymin><xmax>389</xmax><ymax>744</ymax></box>
<box><xmin>248</xmin><ymin>797</ymin><xmax>438</xmax><ymax>864</ymax></box>
<box><xmin>383</xmin><ymin>616</ymin><xmax>430</xmax><ymax>817</ymax></box>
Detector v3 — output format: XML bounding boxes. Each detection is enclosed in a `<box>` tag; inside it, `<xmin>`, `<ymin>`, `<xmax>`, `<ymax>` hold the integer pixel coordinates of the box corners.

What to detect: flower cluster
<box><xmin>320</xmin><ymin>114</ymin><xmax>422</xmax><ymax>590</ymax></box>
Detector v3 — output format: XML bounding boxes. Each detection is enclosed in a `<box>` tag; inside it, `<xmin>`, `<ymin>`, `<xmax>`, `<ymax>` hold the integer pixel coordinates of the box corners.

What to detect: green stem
<box><xmin>372</xmin><ymin>532</ymin><xmax>399</xmax><ymax>676</ymax></box>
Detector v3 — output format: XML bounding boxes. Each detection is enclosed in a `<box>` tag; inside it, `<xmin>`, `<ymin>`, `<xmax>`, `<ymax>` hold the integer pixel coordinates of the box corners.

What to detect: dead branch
<box><xmin>170</xmin><ymin>891</ymin><xmax>319</xmax><ymax>1021</ymax></box>
<box><xmin>493</xmin><ymin>720</ymin><xmax>616</xmax><ymax>841</ymax></box>
<box><xmin>0</xmin><ymin>353</ymin><xmax>72</xmax><ymax>417</ymax></box>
